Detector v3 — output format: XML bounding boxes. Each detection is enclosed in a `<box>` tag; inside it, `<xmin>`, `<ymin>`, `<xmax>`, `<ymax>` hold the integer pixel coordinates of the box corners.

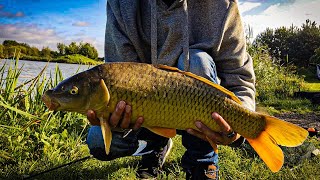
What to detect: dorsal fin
<box><xmin>156</xmin><ymin>64</ymin><xmax>242</xmax><ymax>105</ymax></box>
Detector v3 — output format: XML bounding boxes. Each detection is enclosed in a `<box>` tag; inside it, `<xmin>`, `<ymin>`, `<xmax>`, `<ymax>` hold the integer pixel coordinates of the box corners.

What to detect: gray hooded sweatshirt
<box><xmin>105</xmin><ymin>0</ymin><xmax>256</xmax><ymax>110</ymax></box>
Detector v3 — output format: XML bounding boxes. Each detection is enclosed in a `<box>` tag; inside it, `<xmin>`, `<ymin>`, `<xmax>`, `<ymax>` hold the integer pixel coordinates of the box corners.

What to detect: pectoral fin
<box><xmin>147</xmin><ymin>127</ymin><xmax>176</xmax><ymax>138</ymax></box>
<box><xmin>99</xmin><ymin>117</ymin><xmax>112</xmax><ymax>155</ymax></box>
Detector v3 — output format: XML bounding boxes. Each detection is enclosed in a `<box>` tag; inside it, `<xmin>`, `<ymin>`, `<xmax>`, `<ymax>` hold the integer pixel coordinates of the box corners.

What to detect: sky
<box><xmin>0</xmin><ymin>0</ymin><xmax>319</xmax><ymax>57</ymax></box>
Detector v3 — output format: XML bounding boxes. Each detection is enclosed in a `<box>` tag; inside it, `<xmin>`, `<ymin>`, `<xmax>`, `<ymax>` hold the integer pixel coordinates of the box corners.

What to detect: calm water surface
<box><xmin>0</xmin><ymin>59</ymin><xmax>93</xmax><ymax>84</ymax></box>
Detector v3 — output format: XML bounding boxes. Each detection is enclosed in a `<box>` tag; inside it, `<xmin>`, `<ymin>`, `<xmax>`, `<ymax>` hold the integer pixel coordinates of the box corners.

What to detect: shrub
<box><xmin>248</xmin><ymin>45</ymin><xmax>304</xmax><ymax>102</ymax></box>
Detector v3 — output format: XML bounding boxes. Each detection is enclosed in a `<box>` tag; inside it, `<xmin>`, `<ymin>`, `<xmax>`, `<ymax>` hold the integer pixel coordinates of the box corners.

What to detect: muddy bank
<box><xmin>275</xmin><ymin>112</ymin><xmax>320</xmax><ymax>129</ymax></box>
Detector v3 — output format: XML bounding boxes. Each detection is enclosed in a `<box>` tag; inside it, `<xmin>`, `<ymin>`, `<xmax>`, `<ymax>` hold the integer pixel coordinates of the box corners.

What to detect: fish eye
<box><xmin>69</xmin><ymin>86</ymin><xmax>78</xmax><ymax>95</ymax></box>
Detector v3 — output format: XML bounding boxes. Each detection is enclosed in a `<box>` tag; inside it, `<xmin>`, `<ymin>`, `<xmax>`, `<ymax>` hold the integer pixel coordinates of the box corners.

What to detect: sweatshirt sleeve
<box><xmin>104</xmin><ymin>1</ymin><xmax>139</xmax><ymax>63</ymax></box>
<box><xmin>215</xmin><ymin>1</ymin><xmax>256</xmax><ymax>110</ymax></box>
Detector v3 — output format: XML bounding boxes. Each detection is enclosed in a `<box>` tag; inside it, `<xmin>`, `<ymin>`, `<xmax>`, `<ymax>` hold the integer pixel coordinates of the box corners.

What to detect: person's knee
<box><xmin>178</xmin><ymin>49</ymin><xmax>218</xmax><ymax>83</ymax></box>
<box><xmin>86</xmin><ymin>126</ymin><xmax>110</xmax><ymax>160</ymax></box>
<box><xmin>87</xmin><ymin>126</ymin><xmax>105</xmax><ymax>149</ymax></box>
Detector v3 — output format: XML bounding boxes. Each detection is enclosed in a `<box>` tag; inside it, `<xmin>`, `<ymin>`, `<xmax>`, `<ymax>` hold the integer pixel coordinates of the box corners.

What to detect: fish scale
<box><xmin>101</xmin><ymin>63</ymin><xmax>260</xmax><ymax>136</ymax></box>
<box><xmin>43</xmin><ymin>62</ymin><xmax>308</xmax><ymax>172</ymax></box>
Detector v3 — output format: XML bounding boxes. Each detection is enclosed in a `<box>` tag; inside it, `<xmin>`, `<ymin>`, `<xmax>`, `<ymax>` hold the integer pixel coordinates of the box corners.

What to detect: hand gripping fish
<box><xmin>42</xmin><ymin>62</ymin><xmax>308</xmax><ymax>172</ymax></box>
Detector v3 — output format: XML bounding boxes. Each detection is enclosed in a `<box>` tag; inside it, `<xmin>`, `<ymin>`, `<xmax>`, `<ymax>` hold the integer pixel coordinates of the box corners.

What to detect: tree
<box><xmin>289</xmin><ymin>20</ymin><xmax>320</xmax><ymax>66</ymax></box>
<box><xmin>57</xmin><ymin>43</ymin><xmax>66</xmax><ymax>55</ymax></box>
<box><xmin>27</xmin><ymin>47</ymin><xmax>40</xmax><ymax>56</ymax></box>
<box><xmin>41</xmin><ymin>47</ymin><xmax>52</xmax><ymax>59</ymax></box>
<box><xmin>65</xmin><ymin>42</ymin><xmax>79</xmax><ymax>55</ymax></box>
<box><xmin>310</xmin><ymin>48</ymin><xmax>320</xmax><ymax>65</ymax></box>
<box><xmin>254</xmin><ymin>19</ymin><xmax>320</xmax><ymax>67</ymax></box>
<box><xmin>6</xmin><ymin>46</ymin><xmax>22</xmax><ymax>58</ymax></box>
<box><xmin>79</xmin><ymin>42</ymin><xmax>98</xmax><ymax>59</ymax></box>
<box><xmin>3</xmin><ymin>40</ymin><xmax>19</xmax><ymax>46</ymax></box>
<box><xmin>0</xmin><ymin>44</ymin><xmax>4</xmax><ymax>58</ymax></box>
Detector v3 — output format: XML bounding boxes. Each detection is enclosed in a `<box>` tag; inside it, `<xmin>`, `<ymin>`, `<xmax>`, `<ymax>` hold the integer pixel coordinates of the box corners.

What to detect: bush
<box><xmin>248</xmin><ymin>45</ymin><xmax>304</xmax><ymax>102</ymax></box>
<box><xmin>310</xmin><ymin>48</ymin><xmax>320</xmax><ymax>65</ymax></box>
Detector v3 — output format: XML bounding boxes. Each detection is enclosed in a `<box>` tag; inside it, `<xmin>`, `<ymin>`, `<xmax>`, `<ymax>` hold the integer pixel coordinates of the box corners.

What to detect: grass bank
<box><xmin>20</xmin><ymin>54</ymin><xmax>103</xmax><ymax>65</ymax></box>
<box><xmin>298</xmin><ymin>66</ymin><xmax>320</xmax><ymax>92</ymax></box>
<box><xmin>0</xmin><ymin>59</ymin><xmax>319</xmax><ymax>179</ymax></box>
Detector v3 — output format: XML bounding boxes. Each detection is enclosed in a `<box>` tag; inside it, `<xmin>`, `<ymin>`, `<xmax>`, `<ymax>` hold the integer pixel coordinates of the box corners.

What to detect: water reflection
<box><xmin>0</xmin><ymin>59</ymin><xmax>93</xmax><ymax>84</ymax></box>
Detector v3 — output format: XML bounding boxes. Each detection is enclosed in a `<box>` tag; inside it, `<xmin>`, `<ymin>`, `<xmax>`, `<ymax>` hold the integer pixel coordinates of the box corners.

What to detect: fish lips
<box><xmin>42</xmin><ymin>92</ymin><xmax>60</xmax><ymax>111</ymax></box>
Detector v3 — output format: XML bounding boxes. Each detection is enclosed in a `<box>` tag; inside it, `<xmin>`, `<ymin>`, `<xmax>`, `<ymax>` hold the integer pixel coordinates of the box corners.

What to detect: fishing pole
<box><xmin>23</xmin><ymin>155</ymin><xmax>92</xmax><ymax>180</ymax></box>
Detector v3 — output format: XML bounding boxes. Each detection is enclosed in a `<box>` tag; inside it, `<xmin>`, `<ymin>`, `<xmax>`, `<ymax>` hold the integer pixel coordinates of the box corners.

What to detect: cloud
<box><xmin>0</xmin><ymin>23</ymin><xmax>104</xmax><ymax>56</ymax></box>
<box><xmin>0</xmin><ymin>5</ymin><xmax>25</xmax><ymax>18</ymax></box>
<box><xmin>238</xmin><ymin>2</ymin><xmax>261</xmax><ymax>14</ymax></box>
<box><xmin>72</xmin><ymin>21</ymin><xmax>90</xmax><ymax>27</ymax></box>
<box><xmin>0</xmin><ymin>23</ymin><xmax>63</xmax><ymax>50</ymax></box>
<box><xmin>240</xmin><ymin>0</ymin><xmax>320</xmax><ymax>38</ymax></box>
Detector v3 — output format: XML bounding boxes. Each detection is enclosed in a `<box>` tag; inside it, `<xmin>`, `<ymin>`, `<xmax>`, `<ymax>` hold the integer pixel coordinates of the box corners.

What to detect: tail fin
<box><xmin>246</xmin><ymin>115</ymin><xmax>308</xmax><ymax>172</ymax></box>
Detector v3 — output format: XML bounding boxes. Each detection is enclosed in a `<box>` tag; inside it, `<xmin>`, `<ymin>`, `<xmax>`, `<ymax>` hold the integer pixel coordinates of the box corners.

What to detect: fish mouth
<box><xmin>42</xmin><ymin>93</ymin><xmax>60</xmax><ymax>111</ymax></box>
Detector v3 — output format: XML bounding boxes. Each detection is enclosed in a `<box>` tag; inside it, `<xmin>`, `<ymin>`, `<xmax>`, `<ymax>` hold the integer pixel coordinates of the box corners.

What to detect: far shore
<box><xmin>1</xmin><ymin>54</ymin><xmax>104</xmax><ymax>65</ymax></box>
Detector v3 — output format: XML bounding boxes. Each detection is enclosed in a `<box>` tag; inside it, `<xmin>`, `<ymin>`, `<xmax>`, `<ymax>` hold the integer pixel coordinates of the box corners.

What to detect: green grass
<box><xmin>21</xmin><ymin>54</ymin><xmax>103</xmax><ymax>65</ymax></box>
<box><xmin>298</xmin><ymin>66</ymin><xmax>320</xmax><ymax>92</ymax></box>
<box><xmin>1</xmin><ymin>59</ymin><xmax>320</xmax><ymax>179</ymax></box>
<box><xmin>54</xmin><ymin>54</ymin><xmax>102</xmax><ymax>65</ymax></box>
<box><xmin>260</xmin><ymin>98</ymin><xmax>320</xmax><ymax>115</ymax></box>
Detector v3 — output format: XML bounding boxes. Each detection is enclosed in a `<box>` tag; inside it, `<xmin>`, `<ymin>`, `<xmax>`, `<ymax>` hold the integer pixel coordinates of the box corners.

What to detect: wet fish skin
<box><xmin>42</xmin><ymin>62</ymin><xmax>308</xmax><ymax>172</ymax></box>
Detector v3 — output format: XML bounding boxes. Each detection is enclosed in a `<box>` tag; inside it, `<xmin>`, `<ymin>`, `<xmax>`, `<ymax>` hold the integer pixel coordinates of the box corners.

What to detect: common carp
<box><xmin>42</xmin><ymin>62</ymin><xmax>308</xmax><ymax>172</ymax></box>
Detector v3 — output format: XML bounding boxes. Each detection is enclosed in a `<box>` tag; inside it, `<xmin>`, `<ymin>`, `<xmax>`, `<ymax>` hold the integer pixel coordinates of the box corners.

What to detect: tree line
<box><xmin>1</xmin><ymin>19</ymin><xmax>319</xmax><ymax>66</ymax></box>
<box><xmin>254</xmin><ymin>19</ymin><xmax>320</xmax><ymax>67</ymax></box>
<box><xmin>0</xmin><ymin>40</ymin><xmax>99</xmax><ymax>61</ymax></box>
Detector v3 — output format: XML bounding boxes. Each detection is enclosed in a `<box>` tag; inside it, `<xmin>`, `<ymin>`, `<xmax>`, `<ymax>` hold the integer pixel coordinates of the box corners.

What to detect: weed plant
<box><xmin>0</xmin><ymin>58</ymin><xmax>319</xmax><ymax>179</ymax></box>
<box><xmin>248</xmin><ymin>45</ymin><xmax>304</xmax><ymax>102</ymax></box>
<box><xmin>0</xmin><ymin>59</ymin><xmax>89</xmax><ymax>179</ymax></box>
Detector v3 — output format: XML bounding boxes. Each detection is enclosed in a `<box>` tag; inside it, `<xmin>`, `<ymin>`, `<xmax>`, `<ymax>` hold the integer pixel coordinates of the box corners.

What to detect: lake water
<box><xmin>0</xmin><ymin>59</ymin><xmax>93</xmax><ymax>84</ymax></box>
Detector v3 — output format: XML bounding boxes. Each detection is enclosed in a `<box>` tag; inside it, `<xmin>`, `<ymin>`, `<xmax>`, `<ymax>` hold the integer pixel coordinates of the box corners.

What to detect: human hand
<box><xmin>186</xmin><ymin>112</ymin><xmax>240</xmax><ymax>145</ymax></box>
<box><xmin>86</xmin><ymin>100</ymin><xmax>144</xmax><ymax>130</ymax></box>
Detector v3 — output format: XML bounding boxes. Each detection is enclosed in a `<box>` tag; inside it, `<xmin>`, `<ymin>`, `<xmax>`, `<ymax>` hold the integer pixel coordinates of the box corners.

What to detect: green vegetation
<box><xmin>249</xmin><ymin>45</ymin><xmax>304</xmax><ymax>102</ymax></box>
<box><xmin>0</xmin><ymin>40</ymin><xmax>102</xmax><ymax>65</ymax></box>
<box><xmin>21</xmin><ymin>54</ymin><xmax>102</xmax><ymax>65</ymax></box>
<box><xmin>255</xmin><ymin>19</ymin><xmax>320</xmax><ymax>67</ymax></box>
<box><xmin>298</xmin><ymin>66</ymin><xmax>320</xmax><ymax>92</ymax></box>
<box><xmin>1</xmin><ymin>20</ymin><xmax>320</xmax><ymax>179</ymax></box>
<box><xmin>1</xmin><ymin>56</ymin><xmax>319</xmax><ymax>179</ymax></box>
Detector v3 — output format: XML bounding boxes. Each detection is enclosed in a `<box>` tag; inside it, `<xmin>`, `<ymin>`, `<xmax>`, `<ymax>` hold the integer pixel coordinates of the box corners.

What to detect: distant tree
<box><xmin>20</xmin><ymin>42</ymin><xmax>31</xmax><ymax>49</ymax></box>
<box><xmin>65</xmin><ymin>42</ymin><xmax>79</xmax><ymax>55</ymax></box>
<box><xmin>289</xmin><ymin>20</ymin><xmax>320</xmax><ymax>66</ymax></box>
<box><xmin>57</xmin><ymin>43</ymin><xmax>66</xmax><ymax>55</ymax></box>
<box><xmin>310</xmin><ymin>48</ymin><xmax>320</xmax><ymax>65</ymax></box>
<box><xmin>41</xmin><ymin>47</ymin><xmax>52</xmax><ymax>59</ymax></box>
<box><xmin>254</xmin><ymin>19</ymin><xmax>320</xmax><ymax>67</ymax></box>
<box><xmin>3</xmin><ymin>40</ymin><xmax>19</xmax><ymax>47</ymax></box>
<box><xmin>6</xmin><ymin>46</ymin><xmax>21</xmax><ymax>58</ymax></box>
<box><xmin>18</xmin><ymin>46</ymin><xmax>27</xmax><ymax>55</ymax></box>
<box><xmin>79</xmin><ymin>42</ymin><xmax>98</xmax><ymax>59</ymax></box>
<box><xmin>27</xmin><ymin>47</ymin><xmax>40</xmax><ymax>56</ymax></box>
<box><xmin>0</xmin><ymin>44</ymin><xmax>4</xmax><ymax>58</ymax></box>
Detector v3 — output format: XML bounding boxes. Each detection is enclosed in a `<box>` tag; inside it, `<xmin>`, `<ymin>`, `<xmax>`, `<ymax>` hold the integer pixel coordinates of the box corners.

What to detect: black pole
<box><xmin>23</xmin><ymin>155</ymin><xmax>92</xmax><ymax>180</ymax></box>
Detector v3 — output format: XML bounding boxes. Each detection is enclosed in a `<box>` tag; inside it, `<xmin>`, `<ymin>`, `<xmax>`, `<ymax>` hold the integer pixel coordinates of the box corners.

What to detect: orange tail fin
<box><xmin>246</xmin><ymin>115</ymin><xmax>308</xmax><ymax>172</ymax></box>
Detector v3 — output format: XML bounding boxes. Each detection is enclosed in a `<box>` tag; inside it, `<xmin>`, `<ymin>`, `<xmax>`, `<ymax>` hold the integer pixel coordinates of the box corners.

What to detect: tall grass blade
<box><xmin>0</xmin><ymin>101</ymin><xmax>43</xmax><ymax>123</ymax></box>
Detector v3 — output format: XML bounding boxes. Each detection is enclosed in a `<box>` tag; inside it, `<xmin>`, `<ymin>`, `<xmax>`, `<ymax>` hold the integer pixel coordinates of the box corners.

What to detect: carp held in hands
<box><xmin>42</xmin><ymin>62</ymin><xmax>308</xmax><ymax>172</ymax></box>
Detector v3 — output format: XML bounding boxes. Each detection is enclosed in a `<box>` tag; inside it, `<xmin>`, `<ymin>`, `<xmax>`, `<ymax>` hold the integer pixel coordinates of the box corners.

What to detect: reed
<box><xmin>0</xmin><ymin>58</ymin><xmax>319</xmax><ymax>179</ymax></box>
